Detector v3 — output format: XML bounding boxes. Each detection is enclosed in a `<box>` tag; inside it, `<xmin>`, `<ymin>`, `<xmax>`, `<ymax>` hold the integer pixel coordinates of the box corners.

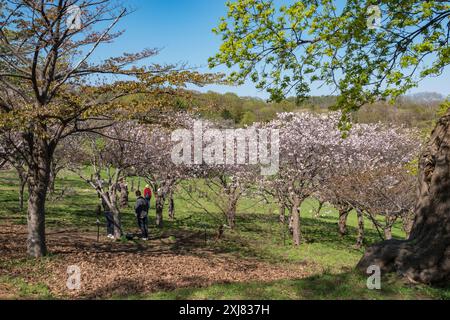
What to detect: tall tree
<box><xmin>211</xmin><ymin>0</ymin><xmax>449</xmax><ymax>284</ymax></box>
<box><xmin>0</xmin><ymin>0</ymin><xmax>218</xmax><ymax>257</ymax></box>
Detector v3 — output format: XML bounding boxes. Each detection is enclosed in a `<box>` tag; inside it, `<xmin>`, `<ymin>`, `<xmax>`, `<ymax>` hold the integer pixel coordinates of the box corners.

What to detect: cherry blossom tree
<box><xmin>261</xmin><ymin>112</ymin><xmax>348</xmax><ymax>246</ymax></box>
<box><xmin>67</xmin><ymin>122</ymin><xmax>145</xmax><ymax>239</ymax></box>
<box><xmin>319</xmin><ymin>121</ymin><xmax>420</xmax><ymax>247</ymax></box>
<box><xmin>261</xmin><ymin>112</ymin><xmax>420</xmax><ymax>247</ymax></box>
<box><xmin>187</xmin><ymin>165</ymin><xmax>259</xmax><ymax>232</ymax></box>
<box><xmin>166</xmin><ymin>114</ymin><xmax>264</xmax><ymax>233</ymax></box>
<box><xmin>135</xmin><ymin>126</ymin><xmax>188</xmax><ymax>228</ymax></box>
<box><xmin>339</xmin><ymin>167</ymin><xmax>417</xmax><ymax>241</ymax></box>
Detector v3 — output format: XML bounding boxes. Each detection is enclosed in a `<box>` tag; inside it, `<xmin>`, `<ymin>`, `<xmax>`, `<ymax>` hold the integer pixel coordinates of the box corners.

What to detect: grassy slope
<box><xmin>0</xmin><ymin>169</ymin><xmax>448</xmax><ymax>300</ymax></box>
<box><xmin>136</xmin><ymin>274</ymin><xmax>450</xmax><ymax>300</ymax></box>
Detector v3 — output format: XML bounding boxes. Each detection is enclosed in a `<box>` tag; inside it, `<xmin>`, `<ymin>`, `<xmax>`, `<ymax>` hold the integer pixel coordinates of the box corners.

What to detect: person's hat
<box><xmin>145</xmin><ymin>184</ymin><xmax>150</xmax><ymax>188</ymax></box>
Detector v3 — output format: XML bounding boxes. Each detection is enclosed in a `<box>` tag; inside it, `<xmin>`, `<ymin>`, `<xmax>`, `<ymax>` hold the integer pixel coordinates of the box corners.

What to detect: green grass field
<box><xmin>0</xmin><ymin>169</ymin><xmax>449</xmax><ymax>300</ymax></box>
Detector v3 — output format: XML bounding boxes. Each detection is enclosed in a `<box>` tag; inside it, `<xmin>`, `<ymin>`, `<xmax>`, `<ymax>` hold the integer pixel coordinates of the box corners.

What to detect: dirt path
<box><xmin>0</xmin><ymin>223</ymin><xmax>312</xmax><ymax>299</ymax></box>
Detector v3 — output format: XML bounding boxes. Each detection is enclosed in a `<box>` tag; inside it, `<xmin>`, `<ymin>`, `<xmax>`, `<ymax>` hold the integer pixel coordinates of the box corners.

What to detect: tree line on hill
<box><xmin>193</xmin><ymin>91</ymin><xmax>445</xmax><ymax>130</ymax></box>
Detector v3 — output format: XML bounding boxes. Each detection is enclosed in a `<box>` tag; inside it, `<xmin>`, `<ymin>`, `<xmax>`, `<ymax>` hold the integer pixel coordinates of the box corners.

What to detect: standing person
<box><xmin>143</xmin><ymin>184</ymin><xmax>152</xmax><ymax>208</ymax></box>
<box><xmin>135</xmin><ymin>190</ymin><xmax>149</xmax><ymax>240</ymax></box>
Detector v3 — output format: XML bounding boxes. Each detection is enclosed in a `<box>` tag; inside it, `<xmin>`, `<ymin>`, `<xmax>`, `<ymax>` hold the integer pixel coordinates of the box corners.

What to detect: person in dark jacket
<box><xmin>135</xmin><ymin>190</ymin><xmax>149</xmax><ymax>240</ymax></box>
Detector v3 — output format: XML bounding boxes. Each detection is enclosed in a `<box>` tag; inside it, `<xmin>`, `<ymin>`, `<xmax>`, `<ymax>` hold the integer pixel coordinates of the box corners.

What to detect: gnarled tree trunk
<box><xmin>155</xmin><ymin>191</ymin><xmax>164</xmax><ymax>228</ymax></box>
<box><xmin>338</xmin><ymin>207</ymin><xmax>351</xmax><ymax>237</ymax></box>
<box><xmin>357</xmin><ymin>111</ymin><xmax>450</xmax><ymax>284</ymax></box>
<box><xmin>355</xmin><ymin>208</ymin><xmax>365</xmax><ymax>249</ymax></box>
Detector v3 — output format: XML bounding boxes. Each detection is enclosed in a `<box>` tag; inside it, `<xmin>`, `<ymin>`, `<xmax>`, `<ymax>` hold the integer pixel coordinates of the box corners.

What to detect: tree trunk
<box><xmin>19</xmin><ymin>177</ymin><xmax>26</xmax><ymax>212</ymax></box>
<box><xmin>338</xmin><ymin>208</ymin><xmax>350</xmax><ymax>237</ymax></box>
<box><xmin>355</xmin><ymin>208</ymin><xmax>364</xmax><ymax>249</ymax></box>
<box><xmin>384</xmin><ymin>226</ymin><xmax>392</xmax><ymax>241</ymax></box>
<box><xmin>226</xmin><ymin>197</ymin><xmax>238</xmax><ymax>229</ymax></box>
<box><xmin>107</xmin><ymin>182</ymin><xmax>123</xmax><ymax>240</ymax></box>
<box><xmin>111</xmin><ymin>205</ymin><xmax>122</xmax><ymax>239</ymax></box>
<box><xmin>357</xmin><ymin>110</ymin><xmax>450</xmax><ymax>284</ymax></box>
<box><xmin>227</xmin><ymin>212</ymin><xmax>236</xmax><ymax>229</ymax></box>
<box><xmin>288</xmin><ymin>213</ymin><xmax>294</xmax><ymax>235</ymax></box>
<box><xmin>27</xmin><ymin>183</ymin><xmax>48</xmax><ymax>257</ymax></box>
<box><xmin>49</xmin><ymin>175</ymin><xmax>56</xmax><ymax>194</ymax></box>
<box><xmin>155</xmin><ymin>192</ymin><xmax>164</xmax><ymax>228</ymax></box>
<box><xmin>12</xmin><ymin>164</ymin><xmax>27</xmax><ymax>211</ymax></box>
<box><xmin>315</xmin><ymin>200</ymin><xmax>324</xmax><ymax>218</ymax></box>
<box><xmin>48</xmin><ymin>164</ymin><xmax>57</xmax><ymax>194</ymax></box>
<box><xmin>226</xmin><ymin>200</ymin><xmax>237</xmax><ymax>229</ymax></box>
<box><xmin>279</xmin><ymin>203</ymin><xmax>286</xmax><ymax>224</ymax></box>
<box><xmin>26</xmin><ymin>140</ymin><xmax>51</xmax><ymax>258</ymax></box>
<box><xmin>119</xmin><ymin>183</ymin><xmax>129</xmax><ymax>208</ymax></box>
<box><xmin>292</xmin><ymin>198</ymin><xmax>301</xmax><ymax>246</ymax></box>
<box><xmin>402</xmin><ymin>212</ymin><xmax>415</xmax><ymax>238</ymax></box>
<box><xmin>384</xmin><ymin>214</ymin><xmax>394</xmax><ymax>240</ymax></box>
<box><xmin>216</xmin><ymin>224</ymin><xmax>224</xmax><ymax>241</ymax></box>
<box><xmin>168</xmin><ymin>191</ymin><xmax>175</xmax><ymax>220</ymax></box>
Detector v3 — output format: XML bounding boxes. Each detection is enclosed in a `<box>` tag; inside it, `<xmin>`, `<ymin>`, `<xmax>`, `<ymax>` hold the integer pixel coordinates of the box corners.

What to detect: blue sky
<box><xmin>92</xmin><ymin>0</ymin><xmax>450</xmax><ymax>98</ymax></box>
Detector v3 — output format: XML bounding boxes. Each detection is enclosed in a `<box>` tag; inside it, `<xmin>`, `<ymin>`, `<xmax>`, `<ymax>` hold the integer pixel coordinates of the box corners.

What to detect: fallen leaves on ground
<box><xmin>0</xmin><ymin>223</ymin><xmax>312</xmax><ymax>299</ymax></box>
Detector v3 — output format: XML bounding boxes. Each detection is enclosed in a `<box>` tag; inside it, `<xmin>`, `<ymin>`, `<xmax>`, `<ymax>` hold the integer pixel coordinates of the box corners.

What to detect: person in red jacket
<box><xmin>143</xmin><ymin>184</ymin><xmax>152</xmax><ymax>208</ymax></box>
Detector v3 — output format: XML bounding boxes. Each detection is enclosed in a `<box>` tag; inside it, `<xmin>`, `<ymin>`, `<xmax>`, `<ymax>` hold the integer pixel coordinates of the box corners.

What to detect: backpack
<box><xmin>136</xmin><ymin>197</ymin><xmax>148</xmax><ymax>218</ymax></box>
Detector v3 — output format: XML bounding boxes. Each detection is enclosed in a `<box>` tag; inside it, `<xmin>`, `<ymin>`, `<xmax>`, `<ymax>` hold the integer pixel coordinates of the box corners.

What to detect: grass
<box><xmin>0</xmin><ymin>276</ymin><xmax>53</xmax><ymax>300</ymax></box>
<box><xmin>0</xmin><ymin>168</ymin><xmax>449</xmax><ymax>300</ymax></box>
<box><xmin>124</xmin><ymin>272</ymin><xmax>450</xmax><ymax>300</ymax></box>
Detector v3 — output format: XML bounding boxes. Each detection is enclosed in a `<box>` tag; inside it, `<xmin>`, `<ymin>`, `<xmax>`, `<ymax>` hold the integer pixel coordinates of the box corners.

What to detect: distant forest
<box><xmin>193</xmin><ymin>91</ymin><xmax>446</xmax><ymax>130</ymax></box>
